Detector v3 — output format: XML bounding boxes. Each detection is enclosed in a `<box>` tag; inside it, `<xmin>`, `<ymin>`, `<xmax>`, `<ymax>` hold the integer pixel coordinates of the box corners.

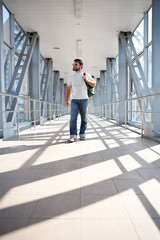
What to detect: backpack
<box><xmin>83</xmin><ymin>73</ymin><xmax>95</xmax><ymax>97</ymax></box>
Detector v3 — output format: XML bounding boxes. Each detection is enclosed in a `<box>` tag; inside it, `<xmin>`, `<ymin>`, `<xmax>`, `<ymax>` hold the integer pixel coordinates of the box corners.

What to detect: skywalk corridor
<box><xmin>0</xmin><ymin>115</ymin><xmax>160</xmax><ymax>240</ymax></box>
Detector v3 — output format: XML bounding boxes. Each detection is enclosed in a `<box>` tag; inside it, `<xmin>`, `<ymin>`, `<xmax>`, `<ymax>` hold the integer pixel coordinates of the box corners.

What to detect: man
<box><xmin>66</xmin><ymin>59</ymin><xmax>96</xmax><ymax>143</ymax></box>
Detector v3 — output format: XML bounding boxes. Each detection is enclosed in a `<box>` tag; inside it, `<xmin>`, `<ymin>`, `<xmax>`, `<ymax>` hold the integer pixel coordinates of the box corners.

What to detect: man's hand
<box><xmin>83</xmin><ymin>75</ymin><xmax>96</xmax><ymax>88</ymax></box>
<box><xmin>66</xmin><ymin>101</ymin><xmax>70</xmax><ymax>108</ymax></box>
<box><xmin>82</xmin><ymin>75</ymin><xmax>87</xmax><ymax>82</ymax></box>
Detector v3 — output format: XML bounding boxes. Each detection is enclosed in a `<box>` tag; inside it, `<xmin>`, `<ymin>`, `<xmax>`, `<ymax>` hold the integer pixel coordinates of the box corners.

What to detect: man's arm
<box><xmin>82</xmin><ymin>76</ymin><xmax>96</xmax><ymax>87</ymax></box>
<box><xmin>66</xmin><ymin>86</ymin><xmax>72</xmax><ymax>107</ymax></box>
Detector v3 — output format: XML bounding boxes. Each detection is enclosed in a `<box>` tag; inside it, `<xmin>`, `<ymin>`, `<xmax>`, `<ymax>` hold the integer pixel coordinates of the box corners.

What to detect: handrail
<box><xmin>0</xmin><ymin>92</ymin><xmax>69</xmax><ymax>138</ymax></box>
<box><xmin>91</xmin><ymin>92</ymin><xmax>160</xmax><ymax>137</ymax></box>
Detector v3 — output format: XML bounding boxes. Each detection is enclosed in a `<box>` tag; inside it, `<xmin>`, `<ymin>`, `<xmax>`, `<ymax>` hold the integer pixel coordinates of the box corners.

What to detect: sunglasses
<box><xmin>72</xmin><ymin>63</ymin><xmax>78</xmax><ymax>66</ymax></box>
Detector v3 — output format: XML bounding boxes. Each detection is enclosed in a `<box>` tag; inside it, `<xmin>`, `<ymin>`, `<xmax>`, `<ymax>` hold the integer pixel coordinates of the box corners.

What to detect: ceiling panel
<box><xmin>4</xmin><ymin>0</ymin><xmax>152</xmax><ymax>82</ymax></box>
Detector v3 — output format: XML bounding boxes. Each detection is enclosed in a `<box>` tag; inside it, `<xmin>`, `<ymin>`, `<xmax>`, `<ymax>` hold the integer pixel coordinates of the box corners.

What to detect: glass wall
<box><xmin>148</xmin><ymin>45</ymin><xmax>152</xmax><ymax>88</ymax></box>
<box><xmin>40</xmin><ymin>55</ymin><xmax>45</xmax><ymax>100</ymax></box>
<box><xmin>14</xmin><ymin>20</ymin><xmax>28</xmax><ymax>123</ymax></box>
<box><xmin>3</xmin><ymin>5</ymin><xmax>12</xmax><ymax>91</ymax></box>
<box><xmin>2</xmin><ymin>4</ymin><xmax>29</xmax><ymax>123</ymax></box>
<box><xmin>132</xmin><ymin>20</ymin><xmax>144</xmax><ymax>55</ymax></box>
<box><xmin>111</xmin><ymin>57</ymin><xmax>119</xmax><ymax>119</ymax></box>
<box><xmin>4</xmin><ymin>44</ymin><xmax>12</xmax><ymax>90</ymax></box>
<box><xmin>129</xmin><ymin>7</ymin><xmax>152</xmax><ymax>125</ymax></box>
<box><xmin>3</xmin><ymin>5</ymin><xmax>10</xmax><ymax>45</ymax></box>
<box><xmin>148</xmin><ymin>8</ymin><xmax>152</xmax><ymax>43</ymax></box>
<box><xmin>147</xmin><ymin>8</ymin><xmax>152</xmax><ymax>89</ymax></box>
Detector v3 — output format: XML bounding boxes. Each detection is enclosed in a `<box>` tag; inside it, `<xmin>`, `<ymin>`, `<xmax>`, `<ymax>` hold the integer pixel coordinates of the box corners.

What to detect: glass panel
<box><xmin>139</xmin><ymin>55</ymin><xmax>144</xmax><ymax>70</ymax></box>
<box><xmin>148</xmin><ymin>8</ymin><xmax>152</xmax><ymax>43</ymax></box>
<box><xmin>4</xmin><ymin>44</ymin><xmax>12</xmax><ymax>91</ymax></box>
<box><xmin>21</xmin><ymin>71</ymin><xmax>29</xmax><ymax>95</ymax></box>
<box><xmin>127</xmin><ymin>65</ymin><xmax>130</xmax><ymax>98</ymax></box>
<box><xmin>14</xmin><ymin>54</ymin><xmax>18</xmax><ymax>66</ymax></box>
<box><xmin>18</xmin><ymin>70</ymin><xmax>29</xmax><ymax>123</ymax></box>
<box><xmin>131</xmin><ymin>78</ymin><xmax>135</xmax><ymax>93</ymax></box>
<box><xmin>3</xmin><ymin>5</ymin><xmax>10</xmax><ymax>45</ymax></box>
<box><xmin>133</xmin><ymin>55</ymin><xmax>144</xmax><ymax>89</ymax></box>
<box><xmin>131</xmin><ymin>94</ymin><xmax>141</xmax><ymax>123</ymax></box>
<box><xmin>18</xmin><ymin>98</ymin><xmax>29</xmax><ymax>123</ymax></box>
<box><xmin>112</xmin><ymin>103</ymin><xmax>116</xmax><ymax>119</ymax></box>
<box><xmin>144</xmin><ymin>97</ymin><xmax>151</xmax><ymax>122</ymax></box>
<box><xmin>148</xmin><ymin>45</ymin><xmax>152</xmax><ymax>89</ymax></box>
<box><xmin>13</xmin><ymin>54</ymin><xmax>29</xmax><ymax>94</ymax></box>
<box><xmin>14</xmin><ymin>20</ymin><xmax>25</xmax><ymax>53</ymax></box>
<box><xmin>40</xmin><ymin>55</ymin><xmax>45</xmax><ymax>75</ymax></box>
<box><xmin>40</xmin><ymin>56</ymin><xmax>46</xmax><ymax>100</ymax></box>
<box><xmin>115</xmin><ymin>56</ymin><xmax>119</xmax><ymax>76</ymax></box>
<box><xmin>132</xmin><ymin>20</ymin><xmax>144</xmax><ymax>54</ymax></box>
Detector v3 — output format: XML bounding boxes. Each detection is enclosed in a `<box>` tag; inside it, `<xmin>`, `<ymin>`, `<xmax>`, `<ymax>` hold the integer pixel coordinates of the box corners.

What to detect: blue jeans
<box><xmin>70</xmin><ymin>99</ymin><xmax>88</xmax><ymax>138</ymax></box>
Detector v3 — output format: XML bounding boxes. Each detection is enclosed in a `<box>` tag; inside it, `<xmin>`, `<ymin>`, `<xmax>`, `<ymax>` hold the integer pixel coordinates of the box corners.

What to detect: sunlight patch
<box><xmin>118</xmin><ymin>155</ymin><xmax>141</xmax><ymax>171</ymax></box>
<box><xmin>139</xmin><ymin>179</ymin><xmax>160</xmax><ymax>195</ymax></box>
<box><xmin>136</xmin><ymin>148</ymin><xmax>160</xmax><ymax>163</ymax></box>
<box><xmin>122</xmin><ymin>139</ymin><xmax>137</xmax><ymax>145</ymax></box>
<box><xmin>150</xmin><ymin>145</ymin><xmax>160</xmax><ymax>155</ymax></box>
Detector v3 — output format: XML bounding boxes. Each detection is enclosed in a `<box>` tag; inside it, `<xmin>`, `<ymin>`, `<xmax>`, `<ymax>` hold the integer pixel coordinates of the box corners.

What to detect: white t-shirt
<box><xmin>67</xmin><ymin>72</ymin><xmax>94</xmax><ymax>99</ymax></box>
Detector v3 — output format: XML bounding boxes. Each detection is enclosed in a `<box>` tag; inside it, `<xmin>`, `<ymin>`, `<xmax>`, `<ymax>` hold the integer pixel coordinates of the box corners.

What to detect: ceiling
<box><xmin>4</xmin><ymin>0</ymin><xmax>152</xmax><ymax>83</ymax></box>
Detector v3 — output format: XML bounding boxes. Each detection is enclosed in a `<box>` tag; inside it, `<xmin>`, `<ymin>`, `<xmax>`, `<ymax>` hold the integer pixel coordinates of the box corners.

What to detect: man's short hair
<box><xmin>74</xmin><ymin>59</ymin><xmax>83</xmax><ymax>68</ymax></box>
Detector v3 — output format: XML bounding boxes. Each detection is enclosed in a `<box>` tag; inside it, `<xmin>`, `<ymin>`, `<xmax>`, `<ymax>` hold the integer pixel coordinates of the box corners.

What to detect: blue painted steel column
<box><xmin>143</xmin><ymin>10</ymin><xmax>153</xmax><ymax>138</ymax></box>
<box><xmin>94</xmin><ymin>79</ymin><xmax>100</xmax><ymax>116</ymax></box>
<box><xmin>106</xmin><ymin>59</ymin><xmax>112</xmax><ymax>120</ymax></box>
<box><xmin>100</xmin><ymin>70</ymin><xmax>106</xmax><ymax>117</ymax></box>
<box><xmin>118</xmin><ymin>37</ymin><xmax>127</xmax><ymax>125</ymax></box>
<box><xmin>53</xmin><ymin>71</ymin><xmax>60</xmax><ymax>118</ymax></box>
<box><xmin>29</xmin><ymin>37</ymin><xmax>40</xmax><ymax>124</ymax></box>
<box><xmin>144</xmin><ymin>12</ymin><xmax>148</xmax><ymax>82</ymax></box>
<box><xmin>0</xmin><ymin>0</ymin><xmax>4</xmax><ymax>137</ymax></box>
<box><xmin>47</xmin><ymin>59</ymin><xmax>53</xmax><ymax>119</ymax></box>
<box><xmin>59</xmin><ymin>78</ymin><xmax>64</xmax><ymax>116</ymax></box>
<box><xmin>152</xmin><ymin>0</ymin><xmax>160</xmax><ymax>136</ymax></box>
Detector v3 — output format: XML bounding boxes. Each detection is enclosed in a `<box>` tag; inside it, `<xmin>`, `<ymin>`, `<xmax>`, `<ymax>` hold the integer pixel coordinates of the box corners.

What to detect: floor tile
<box><xmin>0</xmin><ymin>218</ymin><xmax>28</xmax><ymax>240</ymax></box>
<box><xmin>21</xmin><ymin>219</ymin><xmax>80</xmax><ymax>240</ymax></box>
<box><xmin>81</xmin><ymin>219</ymin><xmax>139</xmax><ymax>240</ymax></box>
<box><xmin>113</xmin><ymin>179</ymin><xmax>153</xmax><ymax>195</ymax></box>
<box><xmin>132</xmin><ymin>219</ymin><xmax>160</xmax><ymax>240</ymax></box>
<box><xmin>32</xmin><ymin>195</ymin><xmax>80</xmax><ymax>219</ymax></box>
<box><xmin>0</xmin><ymin>194</ymin><xmax>37</xmax><ymax>218</ymax></box>
<box><xmin>0</xmin><ymin>115</ymin><xmax>160</xmax><ymax>240</ymax></box>
<box><xmin>120</xmin><ymin>194</ymin><xmax>160</xmax><ymax>219</ymax></box>
<box><xmin>81</xmin><ymin>195</ymin><xmax>128</xmax><ymax>219</ymax></box>
<box><xmin>137</xmin><ymin>168</ymin><xmax>160</xmax><ymax>180</ymax></box>
<box><xmin>81</xmin><ymin>179</ymin><xmax>118</xmax><ymax>195</ymax></box>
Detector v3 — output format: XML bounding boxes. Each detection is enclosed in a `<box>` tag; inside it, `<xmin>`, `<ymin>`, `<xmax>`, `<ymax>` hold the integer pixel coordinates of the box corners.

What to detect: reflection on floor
<box><xmin>0</xmin><ymin>114</ymin><xmax>160</xmax><ymax>240</ymax></box>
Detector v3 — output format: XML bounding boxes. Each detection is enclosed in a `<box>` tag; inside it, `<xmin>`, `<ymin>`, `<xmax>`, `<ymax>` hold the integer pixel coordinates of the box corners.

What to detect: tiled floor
<box><xmin>0</xmin><ymin>114</ymin><xmax>160</xmax><ymax>240</ymax></box>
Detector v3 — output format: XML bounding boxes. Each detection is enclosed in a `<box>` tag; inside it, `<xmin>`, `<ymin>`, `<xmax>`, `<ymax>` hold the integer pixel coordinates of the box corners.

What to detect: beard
<box><xmin>73</xmin><ymin>67</ymin><xmax>80</xmax><ymax>72</ymax></box>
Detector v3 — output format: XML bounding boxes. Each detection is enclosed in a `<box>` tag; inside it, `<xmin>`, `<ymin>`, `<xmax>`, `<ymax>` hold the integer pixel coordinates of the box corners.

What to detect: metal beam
<box><xmin>152</xmin><ymin>0</ymin><xmax>160</xmax><ymax>136</ymax></box>
<box><xmin>0</xmin><ymin>0</ymin><xmax>5</xmax><ymax>137</ymax></box>
<box><xmin>106</xmin><ymin>59</ymin><xmax>112</xmax><ymax>120</ymax></box>
<box><xmin>5</xmin><ymin>32</ymin><xmax>38</xmax><ymax>122</ymax></box>
<box><xmin>107</xmin><ymin>58</ymin><xmax>119</xmax><ymax>102</ymax></box>
<box><xmin>119</xmin><ymin>32</ymin><xmax>151</xmax><ymax>98</ymax></box>
<box><xmin>40</xmin><ymin>58</ymin><xmax>52</xmax><ymax>116</ymax></box>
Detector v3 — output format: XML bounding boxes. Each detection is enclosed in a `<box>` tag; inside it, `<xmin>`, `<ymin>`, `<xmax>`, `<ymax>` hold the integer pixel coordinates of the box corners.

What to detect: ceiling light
<box><xmin>74</xmin><ymin>0</ymin><xmax>82</xmax><ymax>18</ymax></box>
<box><xmin>76</xmin><ymin>39</ymin><xmax>82</xmax><ymax>58</ymax></box>
<box><xmin>53</xmin><ymin>47</ymin><xmax>60</xmax><ymax>50</ymax></box>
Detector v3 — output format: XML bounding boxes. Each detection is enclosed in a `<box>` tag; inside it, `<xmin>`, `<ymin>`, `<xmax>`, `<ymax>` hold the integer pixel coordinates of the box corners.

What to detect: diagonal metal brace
<box><xmin>6</xmin><ymin>32</ymin><xmax>38</xmax><ymax>122</ymax></box>
<box><xmin>40</xmin><ymin>59</ymin><xmax>52</xmax><ymax>117</ymax></box>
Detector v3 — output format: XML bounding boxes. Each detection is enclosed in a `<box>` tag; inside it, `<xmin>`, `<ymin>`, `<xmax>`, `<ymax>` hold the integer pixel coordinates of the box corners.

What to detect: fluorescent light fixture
<box><xmin>76</xmin><ymin>39</ymin><xmax>82</xmax><ymax>58</ymax></box>
<box><xmin>53</xmin><ymin>47</ymin><xmax>60</xmax><ymax>50</ymax></box>
<box><xmin>74</xmin><ymin>0</ymin><xmax>82</xmax><ymax>18</ymax></box>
